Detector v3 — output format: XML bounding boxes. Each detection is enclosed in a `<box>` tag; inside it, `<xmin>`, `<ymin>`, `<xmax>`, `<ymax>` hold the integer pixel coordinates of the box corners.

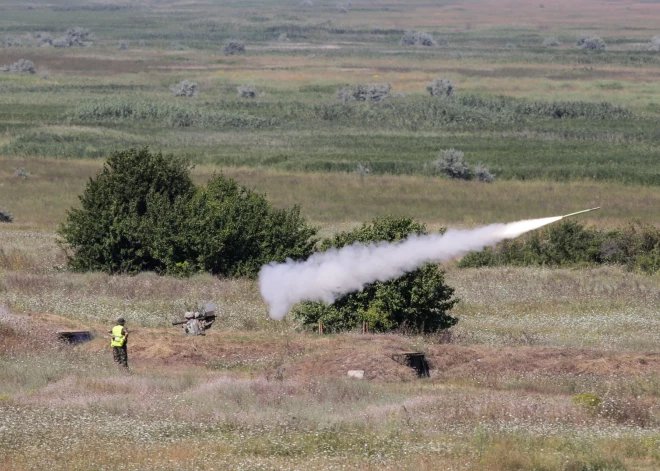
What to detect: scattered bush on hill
<box><xmin>576</xmin><ymin>35</ymin><xmax>606</xmax><ymax>50</ymax></box>
<box><xmin>2</xmin><ymin>36</ymin><xmax>22</xmax><ymax>47</ymax></box>
<box><xmin>426</xmin><ymin>78</ymin><xmax>456</xmax><ymax>98</ymax></box>
<box><xmin>293</xmin><ymin>217</ymin><xmax>458</xmax><ymax>333</ymax></box>
<box><xmin>52</xmin><ymin>27</ymin><xmax>93</xmax><ymax>48</ymax></box>
<box><xmin>223</xmin><ymin>41</ymin><xmax>245</xmax><ymax>55</ymax></box>
<box><xmin>543</xmin><ymin>37</ymin><xmax>561</xmax><ymax>47</ymax></box>
<box><xmin>337</xmin><ymin>83</ymin><xmax>391</xmax><ymax>103</ymax></box>
<box><xmin>171</xmin><ymin>80</ymin><xmax>198</xmax><ymax>97</ymax></box>
<box><xmin>649</xmin><ymin>36</ymin><xmax>660</xmax><ymax>52</ymax></box>
<box><xmin>237</xmin><ymin>85</ymin><xmax>258</xmax><ymax>98</ymax></box>
<box><xmin>400</xmin><ymin>31</ymin><xmax>437</xmax><ymax>47</ymax></box>
<box><xmin>58</xmin><ymin>148</ymin><xmax>317</xmax><ymax>277</ymax></box>
<box><xmin>1</xmin><ymin>59</ymin><xmax>36</xmax><ymax>74</ymax></box>
<box><xmin>0</xmin><ymin>208</ymin><xmax>13</xmax><ymax>223</ymax></box>
<box><xmin>430</xmin><ymin>149</ymin><xmax>471</xmax><ymax>180</ymax></box>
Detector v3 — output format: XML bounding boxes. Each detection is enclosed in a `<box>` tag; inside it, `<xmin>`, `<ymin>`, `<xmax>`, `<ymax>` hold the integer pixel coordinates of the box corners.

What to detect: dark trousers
<box><xmin>112</xmin><ymin>345</ymin><xmax>128</xmax><ymax>368</ymax></box>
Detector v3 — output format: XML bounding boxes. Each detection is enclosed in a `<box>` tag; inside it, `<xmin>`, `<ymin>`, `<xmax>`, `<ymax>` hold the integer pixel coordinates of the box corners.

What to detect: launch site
<box><xmin>2</xmin><ymin>0</ymin><xmax>660</xmax><ymax>469</ymax></box>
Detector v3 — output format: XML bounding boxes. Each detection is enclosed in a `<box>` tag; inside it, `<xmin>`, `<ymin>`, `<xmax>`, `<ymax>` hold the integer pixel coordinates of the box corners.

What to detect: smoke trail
<box><xmin>259</xmin><ymin>216</ymin><xmax>562</xmax><ymax>320</ymax></box>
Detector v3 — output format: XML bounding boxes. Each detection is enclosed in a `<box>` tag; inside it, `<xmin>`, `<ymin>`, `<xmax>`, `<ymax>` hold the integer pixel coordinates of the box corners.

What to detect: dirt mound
<box><xmin>426</xmin><ymin>345</ymin><xmax>660</xmax><ymax>380</ymax></box>
<box><xmin>6</xmin><ymin>309</ymin><xmax>660</xmax><ymax>382</ymax></box>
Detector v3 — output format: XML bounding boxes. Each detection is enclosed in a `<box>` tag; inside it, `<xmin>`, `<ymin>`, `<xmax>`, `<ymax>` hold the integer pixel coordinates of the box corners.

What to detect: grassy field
<box><xmin>3</xmin><ymin>0</ymin><xmax>660</xmax><ymax>469</ymax></box>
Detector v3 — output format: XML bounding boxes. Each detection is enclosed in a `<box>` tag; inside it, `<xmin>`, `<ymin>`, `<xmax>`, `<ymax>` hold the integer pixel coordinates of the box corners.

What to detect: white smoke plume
<box><xmin>259</xmin><ymin>216</ymin><xmax>562</xmax><ymax>320</ymax></box>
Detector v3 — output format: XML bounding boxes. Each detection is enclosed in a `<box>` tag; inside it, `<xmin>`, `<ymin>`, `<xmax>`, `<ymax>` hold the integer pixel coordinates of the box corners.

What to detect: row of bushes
<box><xmin>70</xmin><ymin>100</ymin><xmax>278</xmax><ymax>129</ymax></box>
<box><xmin>459</xmin><ymin>219</ymin><xmax>660</xmax><ymax>274</ymax></box>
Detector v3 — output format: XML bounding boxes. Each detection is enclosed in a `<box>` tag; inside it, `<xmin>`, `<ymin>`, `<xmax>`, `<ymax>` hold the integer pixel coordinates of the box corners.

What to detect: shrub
<box><xmin>223</xmin><ymin>41</ymin><xmax>245</xmax><ymax>55</ymax></box>
<box><xmin>300</xmin><ymin>0</ymin><xmax>314</xmax><ymax>7</ymax></box>
<box><xmin>33</xmin><ymin>32</ymin><xmax>52</xmax><ymax>47</ymax></box>
<box><xmin>573</xmin><ymin>393</ymin><xmax>601</xmax><ymax>412</ymax></box>
<box><xmin>426</xmin><ymin>78</ymin><xmax>456</xmax><ymax>98</ymax></box>
<box><xmin>237</xmin><ymin>84</ymin><xmax>258</xmax><ymax>98</ymax></box>
<box><xmin>169</xmin><ymin>42</ymin><xmax>187</xmax><ymax>51</ymax></box>
<box><xmin>171</xmin><ymin>80</ymin><xmax>198</xmax><ymax>97</ymax></box>
<box><xmin>431</xmin><ymin>148</ymin><xmax>471</xmax><ymax>180</ymax></box>
<box><xmin>338</xmin><ymin>6</ymin><xmax>348</xmax><ymax>13</ymax></box>
<box><xmin>277</xmin><ymin>33</ymin><xmax>289</xmax><ymax>42</ymax></box>
<box><xmin>2</xmin><ymin>36</ymin><xmax>21</xmax><ymax>47</ymax></box>
<box><xmin>1</xmin><ymin>59</ymin><xmax>36</xmax><ymax>74</ymax></box>
<box><xmin>337</xmin><ymin>83</ymin><xmax>391</xmax><ymax>102</ymax></box>
<box><xmin>542</xmin><ymin>37</ymin><xmax>561</xmax><ymax>47</ymax></box>
<box><xmin>400</xmin><ymin>31</ymin><xmax>437</xmax><ymax>47</ymax></box>
<box><xmin>473</xmin><ymin>163</ymin><xmax>495</xmax><ymax>183</ymax></box>
<box><xmin>58</xmin><ymin>148</ymin><xmax>196</xmax><ymax>274</ymax></box>
<box><xmin>118</xmin><ymin>41</ymin><xmax>129</xmax><ymax>51</ymax></box>
<box><xmin>293</xmin><ymin>217</ymin><xmax>458</xmax><ymax>333</ymax></box>
<box><xmin>14</xmin><ymin>167</ymin><xmax>30</xmax><ymax>179</ymax></box>
<box><xmin>649</xmin><ymin>36</ymin><xmax>660</xmax><ymax>52</ymax></box>
<box><xmin>154</xmin><ymin>175</ymin><xmax>318</xmax><ymax>277</ymax></box>
<box><xmin>577</xmin><ymin>35</ymin><xmax>606</xmax><ymax>50</ymax></box>
<box><xmin>0</xmin><ymin>208</ymin><xmax>12</xmax><ymax>223</ymax></box>
<box><xmin>53</xmin><ymin>27</ymin><xmax>93</xmax><ymax>48</ymax></box>
<box><xmin>58</xmin><ymin>147</ymin><xmax>317</xmax><ymax>277</ymax></box>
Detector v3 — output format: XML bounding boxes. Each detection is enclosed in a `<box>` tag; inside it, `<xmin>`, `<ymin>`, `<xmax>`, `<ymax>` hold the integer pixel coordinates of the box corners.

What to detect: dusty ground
<box><xmin>3</xmin><ymin>308</ymin><xmax>659</xmax><ymax>385</ymax></box>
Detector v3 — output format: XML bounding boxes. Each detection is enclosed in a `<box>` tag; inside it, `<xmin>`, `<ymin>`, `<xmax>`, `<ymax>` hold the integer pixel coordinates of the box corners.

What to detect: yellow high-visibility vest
<box><xmin>111</xmin><ymin>325</ymin><xmax>126</xmax><ymax>347</ymax></box>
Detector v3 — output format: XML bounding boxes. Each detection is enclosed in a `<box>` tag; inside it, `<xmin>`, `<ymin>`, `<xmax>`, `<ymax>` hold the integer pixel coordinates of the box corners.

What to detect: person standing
<box><xmin>109</xmin><ymin>317</ymin><xmax>129</xmax><ymax>369</ymax></box>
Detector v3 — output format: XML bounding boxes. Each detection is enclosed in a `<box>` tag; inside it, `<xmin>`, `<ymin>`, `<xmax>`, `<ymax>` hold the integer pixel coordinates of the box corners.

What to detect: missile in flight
<box><xmin>562</xmin><ymin>207</ymin><xmax>601</xmax><ymax>218</ymax></box>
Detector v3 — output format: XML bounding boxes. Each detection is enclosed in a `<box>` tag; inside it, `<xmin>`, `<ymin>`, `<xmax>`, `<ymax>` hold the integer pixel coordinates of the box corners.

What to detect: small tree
<box><xmin>431</xmin><ymin>148</ymin><xmax>471</xmax><ymax>180</ymax></box>
<box><xmin>293</xmin><ymin>217</ymin><xmax>458</xmax><ymax>333</ymax></box>
<box><xmin>577</xmin><ymin>36</ymin><xmax>606</xmax><ymax>50</ymax></box>
<box><xmin>171</xmin><ymin>80</ymin><xmax>197</xmax><ymax>97</ymax></box>
<box><xmin>223</xmin><ymin>41</ymin><xmax>245</xmax><ymax>56</ymax></box>
<box><xmin>400</xmin><ymin>31</ymin><xmax>437</xmax><ymax>47</ymax></box>
<box><xmin>426</xmin><ymin>78</ymin><xmax>455</xmax><ymax>98</ymax></box>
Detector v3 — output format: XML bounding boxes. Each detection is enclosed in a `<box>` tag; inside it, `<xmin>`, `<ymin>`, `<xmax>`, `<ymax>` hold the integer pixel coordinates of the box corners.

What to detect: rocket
<box><xmin>561</xmin><ymin>207</ymin><xmax>600</xmax><ymax>218</ymax></box>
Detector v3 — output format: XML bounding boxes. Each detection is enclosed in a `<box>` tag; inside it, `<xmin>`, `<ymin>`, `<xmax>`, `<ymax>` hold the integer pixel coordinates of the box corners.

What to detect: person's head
<box><xmin>116</xmin><ymin>317</ymin><xmax>125</xmax><ymax>325</ymax></box>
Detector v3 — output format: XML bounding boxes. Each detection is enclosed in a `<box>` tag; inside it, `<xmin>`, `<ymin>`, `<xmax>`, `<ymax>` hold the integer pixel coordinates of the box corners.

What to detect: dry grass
<box><xmin>2</xmin><ymin>158</ymin><xmax>659</xmax><ymax>230</ymax></box>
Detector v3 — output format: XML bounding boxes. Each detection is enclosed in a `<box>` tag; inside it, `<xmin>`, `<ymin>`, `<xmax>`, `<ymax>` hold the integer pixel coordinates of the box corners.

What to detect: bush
<box><xmin>337</xmin><ymin>83</ymin><xmax>391</xmax><ymax>102</ymax></box>
<box><xmin>431</xmin><ymin>148</ymin><xmax>471</xmax><ymax>180</ymax></box>
<box><xmin>118</xmin><ymin>41</ymin><xmax>129</xmax><ymax>51</ymax></box>
<box><xmin>299</xmin><ymin>0</ymin><xmax>314</xmax><ymax>7</ymax></box>
<box><xmin>223</xmin><ymin>41</ymin><xmax>245</xmax><ymax>55</ymax></box>
<box><xmin>33</xmin><ymin>32</ymin><xmax>52</xmax><ymax>47</ymax></box>
<box><xmin>1</xmin><ymin>59</ymin><xmax>36</xmax><ymax>74</ymax></box>
<box><xmin>426</xmin><ymin>78</ymin><xmax>456</xmax><ymax>98</ymax></box>
<box><xmin>58</xmin><ymin>147</ymin><xmax>317</xmax><ymax>277</ymax></box>
<box><xmin>649</xmin><ymin>36</ymin><xmax>660</xmax><ymax>52</ymax></box>
<box><xmin>0</xmin><ymin>208</ymin><xmax>13</xmax><ymax>223</ymax></box>
<box><xmin>171</xmin><ymin>80</ymin><xmax>198</xmax><ymax>97</ymax></box>
<box><xmin>2</xmin><ymin>36</ymin><xmax>21</xmax><ymax>47</ymax></box>
<box><xmin>59</xmin><ymin>148</ymin><xmax>195</xmax><ymax>273</ymax></box>
<box><xmin>237</xmin><ymin>84</ymin><xmax>258</xmax><ymax>98</ymax></box>
<box><xmin>542</xmin><ymin>37</ymin><xmax>561</xmax><ymax>47</ymax></box>
<box><xmin>154</xmin><ymin>175</ymin><xmax>318</xmax><ymax>277</ymax></box>
<box><xmin>473</xmin><ymin>163</ymin><xmax>495</xmax><ymax>183</ymax></box>
<box><xmin>293</xmin><ymin>217</ymin><xmax>458</xmax><ymax>333</ymax></box>
<box><xmin>400</xmin><ymin>31</ymin><xmax>437</xmax><ymax>47</ymax></box>
<box><xmin>53</xmin><ymin>27</ymin><xmax>93</xmax><ymax>48</ymax></box>
<box><xmin>577</xmin><ymin>35</ymin><xmax>606</xmax><ymax>50</ymax></box>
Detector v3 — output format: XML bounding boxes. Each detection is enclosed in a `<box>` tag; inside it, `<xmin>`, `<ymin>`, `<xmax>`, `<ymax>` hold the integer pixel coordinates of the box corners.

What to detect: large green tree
<box><xmin>59</xmin><ymin>147</ymin><xmax>317</xmax><ymax>277</ymax></box>
<box><xmin>293</xmin><ymin>217</ymin><xmax>459</xmax><ymax>333</ymax></box>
